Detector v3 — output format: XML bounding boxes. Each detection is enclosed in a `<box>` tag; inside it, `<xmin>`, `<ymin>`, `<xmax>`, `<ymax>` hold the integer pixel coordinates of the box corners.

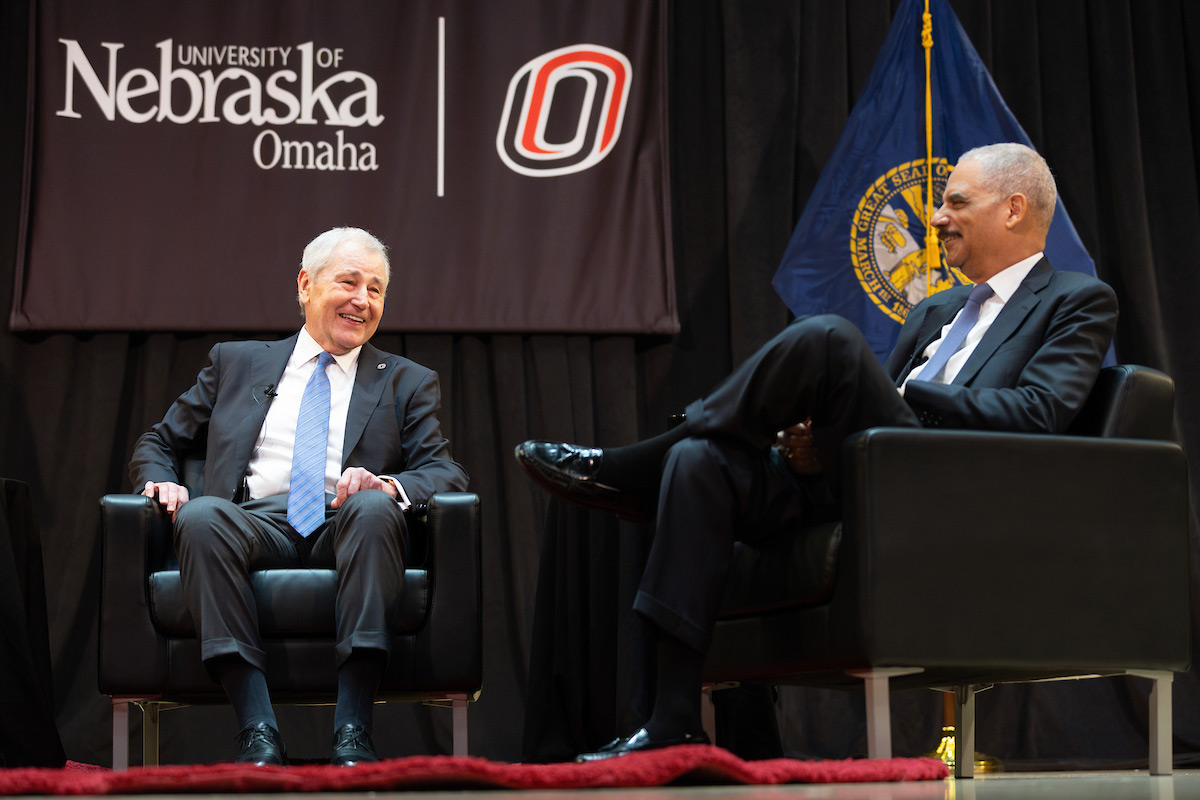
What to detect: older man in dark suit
<box><xmin>517</xmin><ymin>143</ymin><xmax>1118</xmax><ymax>760</ymax></box>
<box><xmin>132</xmin><ymin>227</ymin><xmax>468</xmax><ymax>766</ymax></box>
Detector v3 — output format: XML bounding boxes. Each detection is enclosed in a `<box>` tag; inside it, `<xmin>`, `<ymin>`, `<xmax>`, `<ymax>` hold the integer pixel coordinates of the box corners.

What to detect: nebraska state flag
<box><xmin>773</xmin><ymin>0</ymin><xmax>1098</xmax><ymax>359</ymax></box>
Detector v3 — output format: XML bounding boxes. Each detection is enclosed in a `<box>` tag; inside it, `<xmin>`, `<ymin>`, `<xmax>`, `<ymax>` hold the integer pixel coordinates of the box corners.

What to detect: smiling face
<box><xmin>931</xmin><ymin>157</ymin><xmax>1018</xmax><ymax>283</ymax></box>
<box><xmin>297</xmin><ymin>240</ymin><xmax>388</xmax><ymax>354</ymax></box>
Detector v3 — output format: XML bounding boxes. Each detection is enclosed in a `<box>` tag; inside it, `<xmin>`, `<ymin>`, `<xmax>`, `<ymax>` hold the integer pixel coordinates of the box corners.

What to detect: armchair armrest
<box><xmin>98</xmin><ymin>494</ymin><xmax>172</xmax><ymax>694</ymax></box>
<box><xmin>401</xmin><ymin>492</ymin><xmax>483</xmax><ymax>693</ymax></box>
<box><xmin>834</xmin><ymin>428</ymin><xmax>1189</xmax><ymax>672</ymax></box>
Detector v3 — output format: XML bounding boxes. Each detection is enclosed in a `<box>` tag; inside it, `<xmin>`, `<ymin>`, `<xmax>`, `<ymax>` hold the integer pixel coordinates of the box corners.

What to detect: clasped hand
<box><xmin>775</xmin><ymin>418</ymin><xmax>821</xmax><ymax>476</ymax></box>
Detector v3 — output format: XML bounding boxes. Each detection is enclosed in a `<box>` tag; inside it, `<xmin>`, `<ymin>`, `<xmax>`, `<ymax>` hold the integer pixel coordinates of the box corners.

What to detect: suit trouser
<box><xmin>174</xmin><ymin>489</ymin><xmax>408</xmax><ymax>673</ymax></box>
<box><xmin>633</xmin><ymin>315</ymin><xmax>920</xmax><ymax>652</ymax></box>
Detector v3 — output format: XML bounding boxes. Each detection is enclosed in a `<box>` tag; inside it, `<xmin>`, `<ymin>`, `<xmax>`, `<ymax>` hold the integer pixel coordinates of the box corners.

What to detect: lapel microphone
<box><xmin>253</xmin><ymin>384</ymin><xmax>279</xmax><ymax>405</ymax></box>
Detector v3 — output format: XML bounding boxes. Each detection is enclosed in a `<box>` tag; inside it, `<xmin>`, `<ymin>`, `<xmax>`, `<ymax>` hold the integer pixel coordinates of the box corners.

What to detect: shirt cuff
<box><xmin>377</xmin><ymin>475</ymin><xmax>411</xmax><ymax>511</ymax></box>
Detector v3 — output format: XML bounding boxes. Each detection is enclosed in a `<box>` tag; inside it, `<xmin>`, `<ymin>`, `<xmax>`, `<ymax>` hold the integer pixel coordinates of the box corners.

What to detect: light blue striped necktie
<box><xmin>287</xmin><ymin>351</ymin><xmax>335</xmax><ymax>537</ymax></box>
<box><xmin>911</xmin><ymin>283</ymin><xmax>994</xmax><ymax>384</ymax></box>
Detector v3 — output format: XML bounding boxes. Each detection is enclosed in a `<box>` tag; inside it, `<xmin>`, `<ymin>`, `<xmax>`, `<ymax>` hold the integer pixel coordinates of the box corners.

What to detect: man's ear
<box><xmin>1005</xmin><ymin>193</ymin><xmax>1028</xmax><ymax>229</ymax></box>
<box><xmin>297</xmin><ymin>268</ymin><xmax>311</xmax><ymax>304</ymax></box>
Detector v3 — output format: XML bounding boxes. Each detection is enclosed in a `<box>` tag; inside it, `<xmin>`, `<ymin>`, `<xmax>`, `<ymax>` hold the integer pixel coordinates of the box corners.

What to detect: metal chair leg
<box><xmin>1131</xmin><ymin>669</ymin><xmax>1174</xmax><ymax>776</ymax></box>
<box><xmin>700</xmin><ymin>686</ymin><xmax>717</xmax><ymax>743</ymax></box>
<box><xmin>139</xmin><ymin>702</ymin><xmax>160</xmax><ymax>767</ymax></box>
<box><xmin>112</xmin><ymin>699</ymin><xmax>130</xmax><ymax>772</ymax></box>
<box><xmin>953</xmin><ymin>686</ymin><xmax>979</xmax><ymax>780</ymax></box>
<box><xmin>451</xmin><ymin>695</ymin><xmax>469</xmax><ymax>756</ymax></box>
<box><xmin>847</xmin><ymin>668</ymin><xmax>923</xmax><ymax>760</ymax></box>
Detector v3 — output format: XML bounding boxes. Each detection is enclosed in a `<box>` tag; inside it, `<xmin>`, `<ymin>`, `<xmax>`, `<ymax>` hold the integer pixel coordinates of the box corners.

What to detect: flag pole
<box><xmin>922</xmin><ymin>1</ymin><xmax>938</xmax><ymax>295</ymax></box>
<box><xmin>921</xmin><ymin>6</ymin><xmax>1001</xmax><ymax>771</ymax></box>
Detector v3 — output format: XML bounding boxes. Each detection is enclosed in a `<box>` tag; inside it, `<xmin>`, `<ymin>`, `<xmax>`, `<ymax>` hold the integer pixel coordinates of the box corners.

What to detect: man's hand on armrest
<box><xmin>141</xmin><ymin>480</ymin><xmax>190</xmax><ymax>520</ymax></box>
<box><xmin>333</xmin><ymin>467</ymin><xmax>411</xmax><ymax>510</ymax></box>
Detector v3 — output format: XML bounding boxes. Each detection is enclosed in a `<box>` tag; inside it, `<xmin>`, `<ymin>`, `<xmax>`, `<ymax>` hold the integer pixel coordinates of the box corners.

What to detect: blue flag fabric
<box><xmin>772</xmin><ymin>0</ymin><xmax>1098</xmax><ymax>360</ymax></box>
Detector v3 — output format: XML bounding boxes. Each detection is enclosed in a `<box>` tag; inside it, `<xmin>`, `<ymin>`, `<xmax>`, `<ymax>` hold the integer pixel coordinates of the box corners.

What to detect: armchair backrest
<box><xmin>1066</xmin><ymin>364</ymin><xmax>1175</xmax><ymax>440</ymax></box>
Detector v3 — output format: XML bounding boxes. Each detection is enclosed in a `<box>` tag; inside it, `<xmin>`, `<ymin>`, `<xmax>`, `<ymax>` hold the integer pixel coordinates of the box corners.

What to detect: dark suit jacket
<box><xmin>884</xmin><ymin>257</ymin><xmax>1118</xmax><ymax>434</ymax></box>
<box><xmin>129</xmin><ymin>334</ymin><xmax>469</xmax><ymax>503</ymax></box>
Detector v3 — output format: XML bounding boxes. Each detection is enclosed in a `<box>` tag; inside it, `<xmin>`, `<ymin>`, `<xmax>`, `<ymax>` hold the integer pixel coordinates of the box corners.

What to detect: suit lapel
<box><xmin>343</xmin><ymin>342</ymin><xmax>391</xmax><ymax>467</ymax></box>
<box><xmin>232</xmin><ymin>335</ymin><xmax>296</xmax><ymax>478</ymax></box>
<box><xmin>953</xmin><ymin>259</ymin><xmax>1052</xmax><ymax>385</ymax></box>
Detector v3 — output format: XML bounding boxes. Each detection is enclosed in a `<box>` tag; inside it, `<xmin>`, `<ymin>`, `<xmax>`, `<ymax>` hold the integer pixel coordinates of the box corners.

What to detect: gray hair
<box><xmin>958</xmin><ymin>143</ymin><xmax>1057</xmax><ymax>233</ymax></box>
<box><xmin>297</xmin><ymin>227</ymin><xmax>391</xmax><ymax>312</ymax></box>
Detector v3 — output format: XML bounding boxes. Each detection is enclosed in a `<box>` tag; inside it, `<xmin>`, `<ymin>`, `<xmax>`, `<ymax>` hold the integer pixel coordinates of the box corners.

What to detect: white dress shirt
<box><xmin>245</xmin><ymin>328</ymin><xmax>360</xmax><ymax>501</ymax></box>
<box><xmin>902</xmin><ymin>253</ymin><xmax>1043</xmax><ymax>392</ymax></box>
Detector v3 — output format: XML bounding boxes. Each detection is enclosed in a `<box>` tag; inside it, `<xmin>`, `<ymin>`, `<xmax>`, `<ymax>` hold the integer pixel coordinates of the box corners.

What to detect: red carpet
<box><xmin>0</xmin><ymin>746</ymin><xmax>947</xmax><ymax>794</ymax></box>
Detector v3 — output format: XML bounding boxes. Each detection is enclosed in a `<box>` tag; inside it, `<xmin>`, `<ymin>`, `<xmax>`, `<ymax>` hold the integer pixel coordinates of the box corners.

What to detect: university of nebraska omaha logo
<box><xmin>850</xmin><ymin>158</ymin><xmax>967</xmax><ymax>322</ymax></box>
<box><xmin>497</xmin><ymin>44</ymin><xmax>631</xmax><ymax>178</ymax></box>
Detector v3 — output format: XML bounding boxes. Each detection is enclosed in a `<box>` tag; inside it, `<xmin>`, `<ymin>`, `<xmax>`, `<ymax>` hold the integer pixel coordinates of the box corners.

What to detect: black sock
<box><xmin>643</xmin><ymin>634</ymin><xmax>705</xmax><ymax>739</ymax></box>
<box><xmin>597</xmin><ymin>423</ymin><xmax>692</xmax><ymax>493</ymax></box>
<box><xmin>334</xmin><ymin>650</ymin><xmax>386</xmax><ymax>734</ymax></box>
<box><xmin>214</xmin><ymin>656</ymin><xmax>277</xmax><ymax>732</ymax></box>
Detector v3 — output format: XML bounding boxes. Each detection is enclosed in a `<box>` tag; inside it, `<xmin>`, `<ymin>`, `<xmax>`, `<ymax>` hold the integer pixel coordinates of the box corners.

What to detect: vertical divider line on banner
<box><xmin>438</xmin><ymin>16</ymin><xmax>446</xmax><ymax>198</ymax></box>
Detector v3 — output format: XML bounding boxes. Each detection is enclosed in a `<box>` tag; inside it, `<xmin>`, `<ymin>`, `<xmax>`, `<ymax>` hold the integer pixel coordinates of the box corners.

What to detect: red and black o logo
<box><xmin>497</xmin><ymin>44</ymin><xmax>632</xmax><ymax>177</ymax></box>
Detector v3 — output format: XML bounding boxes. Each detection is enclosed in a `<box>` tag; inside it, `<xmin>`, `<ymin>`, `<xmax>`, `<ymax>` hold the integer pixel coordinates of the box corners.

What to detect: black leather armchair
<box><xmin>99</xmin><ymin>489</ymin><xmax>482</xmax><ymax>769</ymax></box>
<box><xmin>704</xmin><ymin>365</ymin><xmax>1189</xmax><ymax>777</ymax></box>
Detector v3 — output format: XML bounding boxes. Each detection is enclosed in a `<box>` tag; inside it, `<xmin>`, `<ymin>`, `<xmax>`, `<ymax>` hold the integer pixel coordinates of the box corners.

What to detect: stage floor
<box><xmin>50</xmin><ymin>770</ymin><xmax>1194</xmax><ymax>800</ymax></box>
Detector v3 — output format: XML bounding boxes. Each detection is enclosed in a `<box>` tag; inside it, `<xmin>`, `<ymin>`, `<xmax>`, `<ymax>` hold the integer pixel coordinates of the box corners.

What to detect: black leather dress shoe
<box><xmin>331</xmin><ymin>723</ymin><xmax>380</xmax><ymax>766</ymax></box>
<box><xmin>514</xmin><ymin>441</ymin><xmax>653</xmax><ymax>523</ymax></box>
<box><xmin>576</xmin><ymin>727</ymin><xmax>710</xmax><ymax>762</ymax></box>
<box><xmin>235</xmin><ymin>722</ymin><xmax>286</xmax><ymax>766</ymax></box>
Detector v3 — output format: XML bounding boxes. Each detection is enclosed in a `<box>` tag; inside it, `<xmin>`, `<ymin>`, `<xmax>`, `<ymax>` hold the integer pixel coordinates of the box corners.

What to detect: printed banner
<box><xmin>772</xmin><ymin>0</ymin><xmax>1098</xmax><ymax>360</ymax></box>
<box><xmin>12</xmin><ymin>1</ymin><xmax>676</xmax><ymax>333</ymax></box>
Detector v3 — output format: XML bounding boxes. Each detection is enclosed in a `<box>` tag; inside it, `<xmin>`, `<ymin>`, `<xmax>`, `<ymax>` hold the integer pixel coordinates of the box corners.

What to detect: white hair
<box><xmin>958</xmin><ymin>143</ymin><xmax>1057</xmax><ymax>232</ymax></box>
<box><xmin>296</xmin><ymin>227</ymin><xmax>390</xmax><ymax>312</ymax></box>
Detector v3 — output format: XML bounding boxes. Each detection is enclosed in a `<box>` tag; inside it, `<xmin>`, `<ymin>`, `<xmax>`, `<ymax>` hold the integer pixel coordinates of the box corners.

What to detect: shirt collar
<box><xmin>982</xmin><ymin>252</ymin><xmax>1043</xmax><ymax>303</ymax></box>
<box><xmin>291</xmin><ymin>327</ymin><xmax>362</xmax><ymax>376</ymax></box>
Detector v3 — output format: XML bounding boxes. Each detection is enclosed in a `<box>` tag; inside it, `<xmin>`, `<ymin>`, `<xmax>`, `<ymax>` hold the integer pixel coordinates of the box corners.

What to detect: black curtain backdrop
<box><xmin>3</xmin><ymin>0</ymin><xmax>1200</xmax><ymax>767</ymax></box>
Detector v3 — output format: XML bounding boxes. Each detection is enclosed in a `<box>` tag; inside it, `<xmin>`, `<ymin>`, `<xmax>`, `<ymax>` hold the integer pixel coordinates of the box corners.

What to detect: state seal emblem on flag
<box><xmin>850</xmin><ymin>157</ymin><xmax>966</xmax><ymax>323</ymax></box>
